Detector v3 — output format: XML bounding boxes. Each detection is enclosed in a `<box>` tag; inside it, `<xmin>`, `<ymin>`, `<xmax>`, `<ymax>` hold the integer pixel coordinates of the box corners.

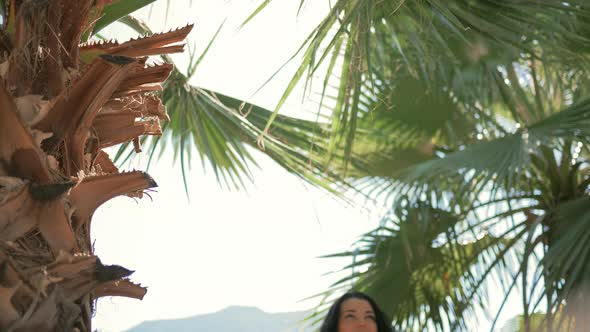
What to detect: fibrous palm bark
<box><xmin>0</xmin><ymin>1</ymin><xmax>191</xmax><ymax>330</ymax></box>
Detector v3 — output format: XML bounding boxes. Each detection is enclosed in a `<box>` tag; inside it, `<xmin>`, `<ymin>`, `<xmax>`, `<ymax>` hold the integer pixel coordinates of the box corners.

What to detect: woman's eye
<box><xmin>366</xmin><ymin>315</ymin><xmax>376</xmax><ymax>321</ymax></box>
<box><xmin>344</xmin><ymin>314</ymin><xmax>356</xmax><ymax>319</ymax></box>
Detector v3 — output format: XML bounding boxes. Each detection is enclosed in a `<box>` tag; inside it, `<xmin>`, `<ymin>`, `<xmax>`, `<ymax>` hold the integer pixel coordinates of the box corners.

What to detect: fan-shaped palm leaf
<box><xmin>109</xmin><ymin>15</ymin><xmax>352</xmax><ymax>193</ymax></box>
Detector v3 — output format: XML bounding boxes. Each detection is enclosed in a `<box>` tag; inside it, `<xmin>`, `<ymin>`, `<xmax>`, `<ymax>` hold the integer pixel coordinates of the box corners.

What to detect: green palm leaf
<box><xmin>542</xmin><ymin>197</ymin><xmax>590</xmax><ymax>324</ymax></box>
<box><xmin>257</xmin><ymin>0</ymin><xmax>590</xmax><ymax>165</ymax></box>
<box><xmin>394</xmin><ymin>97</ymin><xmax>590</xmax><ymax>192</ymax></box>
<box><xmin>110</xmin><ymin>16</ymin><xmax>351</xmax><ymax>193</ymax></box>
<box><xmin>315</xmin><ymin>200</ymin><xmax>522</xmax><ymax>331</ymax></box>
<box><xmin>93</xmin><ymin>0</ymin><xmax>157</xmax><ymax>36</ymax></box>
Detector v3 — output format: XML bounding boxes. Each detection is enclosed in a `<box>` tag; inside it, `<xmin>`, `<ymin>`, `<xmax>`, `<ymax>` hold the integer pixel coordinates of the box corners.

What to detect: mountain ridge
<box><xmin>125</xmin><ymin>305</ymin><xmax>316</xmax><ymax>332</ymax></box>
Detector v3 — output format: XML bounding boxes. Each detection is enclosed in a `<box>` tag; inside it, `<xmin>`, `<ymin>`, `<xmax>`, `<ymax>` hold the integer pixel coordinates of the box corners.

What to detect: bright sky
<box><xmin>91</xmin><ymin>1</ymin><xmax>381</xmax><ymax>331</ymax></box>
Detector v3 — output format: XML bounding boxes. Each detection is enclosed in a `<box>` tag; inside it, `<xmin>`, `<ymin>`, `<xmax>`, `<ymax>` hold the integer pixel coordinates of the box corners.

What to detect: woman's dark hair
<box><xmin>319</xmin><ymin>291</ymin><xmax>393</xmax><ymax>332</ymax></box>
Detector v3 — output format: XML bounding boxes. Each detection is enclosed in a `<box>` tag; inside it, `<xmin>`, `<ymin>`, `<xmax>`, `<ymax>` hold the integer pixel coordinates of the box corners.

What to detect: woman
<box><xmin>319</xmin><ymin>291</ymin><xmax>393</xmax><ymax>332</ymax></box>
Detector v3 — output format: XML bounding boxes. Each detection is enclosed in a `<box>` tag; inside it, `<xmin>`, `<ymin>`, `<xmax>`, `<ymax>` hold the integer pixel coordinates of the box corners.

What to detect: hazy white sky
<box><xmin>92</xmin><ymin>1</ymin><xmax>381</xmax><ymax>331</ymax></box>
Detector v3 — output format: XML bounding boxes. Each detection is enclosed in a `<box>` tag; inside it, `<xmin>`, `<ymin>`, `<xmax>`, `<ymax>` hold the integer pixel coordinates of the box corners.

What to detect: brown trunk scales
<box><xmin>0</xmin><ymin>1</ymin><xmax>192</xmax><ymax>330</ymax></box>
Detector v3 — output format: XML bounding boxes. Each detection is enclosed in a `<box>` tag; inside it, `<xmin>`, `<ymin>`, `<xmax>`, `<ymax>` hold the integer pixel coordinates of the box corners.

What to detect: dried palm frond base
<box><xmin>0</xmin><ymin>1</ymin><xmax>192</xmax><ymax>330</ymax></box>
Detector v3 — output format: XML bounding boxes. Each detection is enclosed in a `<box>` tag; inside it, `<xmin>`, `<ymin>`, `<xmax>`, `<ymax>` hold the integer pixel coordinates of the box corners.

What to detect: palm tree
<box><xmin>0</xmin><ymin>1</ymin><xmax>340</xmax><ymax>330</ymax></box>
<box><xmin>245</xmin><ymin>1</ymin><xmax>590</xmax><ymax>331</ymax></box>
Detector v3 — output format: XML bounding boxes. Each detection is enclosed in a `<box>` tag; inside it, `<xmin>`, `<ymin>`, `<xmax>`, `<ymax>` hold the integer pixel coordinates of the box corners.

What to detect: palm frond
<box><xmin>108</xmin><ymin>15</ymin><xmax>355</xmax><ymax>193</ymax></box>
<box><xmin>392</xmin><ymin>97</ymin><xmax>590</xmax><ymax>193</ymax></box>
<box><xmin>239</xmin><ymin>0</ymin><xmax>271</xmax><ymax>29</ymax></box>
<box><xmin>92</xmin><ymin>0</ymin><xmax>157</xmax><ymax>36</ymax></box>
<box><xmin>542</xmin><ymin>197</ymin><xmax>590</xmax><ymax>317</ymax></box>
<box><xmin>259</xmin><ymin>0</ymin><xmax>590</xmax><ymax>167</ymax></box>
<box><xmin>114</xmin><ymin>67</ymin><xmax>348</xmax><ymax>192</ymax></box>
<box><xmin>316</xmin><ymin>200</ymin><xmax>526</xmax><ymax>331</ymax></box>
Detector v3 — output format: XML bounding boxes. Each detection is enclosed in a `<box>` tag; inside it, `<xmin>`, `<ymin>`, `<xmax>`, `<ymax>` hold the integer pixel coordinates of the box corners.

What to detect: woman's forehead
<box><xmin>341</xmin><ymin>298</ymin><xmax>375</xmax><ymax>312</ymax></box>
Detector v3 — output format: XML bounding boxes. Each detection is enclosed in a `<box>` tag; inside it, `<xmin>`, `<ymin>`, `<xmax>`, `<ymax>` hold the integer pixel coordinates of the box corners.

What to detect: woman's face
<box><xmin>337</xmin><ymin>298</ymin><xmax>378</xmax><ymax>332</ymax></box>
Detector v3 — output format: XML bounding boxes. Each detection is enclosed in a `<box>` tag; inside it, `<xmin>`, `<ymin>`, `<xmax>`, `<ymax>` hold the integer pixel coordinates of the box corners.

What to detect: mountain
<box><xmin>125</xmin><ymin>306</ymin><xmax>316</xmax><ymax>332</ymax></box>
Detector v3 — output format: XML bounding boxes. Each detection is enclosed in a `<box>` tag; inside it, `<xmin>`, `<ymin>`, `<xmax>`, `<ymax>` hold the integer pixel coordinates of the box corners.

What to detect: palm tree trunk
<box><xmin>0</xmin><ymin>1</ymin><xmax>191</xmax><ymax>330</ymax></box>
<box><xmin>570</xmin><ymin>284</ymin><xmax>590</xmax><ymax>332</ymax></box>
